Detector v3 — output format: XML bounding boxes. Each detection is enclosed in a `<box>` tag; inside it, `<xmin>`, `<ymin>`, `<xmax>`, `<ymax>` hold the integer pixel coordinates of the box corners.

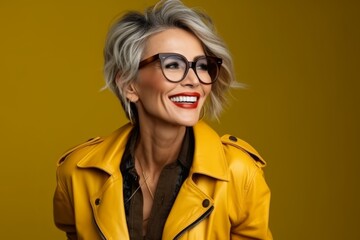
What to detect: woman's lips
<box><xmin>169</xmin><ymin>93</ymin><xmax>200</xmax><ymax>109</ymax></box>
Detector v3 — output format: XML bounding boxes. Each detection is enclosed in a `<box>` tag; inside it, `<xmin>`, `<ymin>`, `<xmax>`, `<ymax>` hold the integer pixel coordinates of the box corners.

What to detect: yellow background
<box><xmin>1</xmin><ymin>0</ymin><xmax>359</xmax><ymax>239</ymax></box>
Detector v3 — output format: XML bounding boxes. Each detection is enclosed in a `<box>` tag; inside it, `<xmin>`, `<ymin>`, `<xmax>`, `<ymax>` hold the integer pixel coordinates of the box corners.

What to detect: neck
<box><xmin>134</xmin><ymin>120</ymin><xmax>186</xmax><ymax>175</ymax></box>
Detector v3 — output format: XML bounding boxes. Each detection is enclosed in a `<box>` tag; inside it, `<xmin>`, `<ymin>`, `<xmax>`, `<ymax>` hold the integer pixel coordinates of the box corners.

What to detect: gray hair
<box><xmin>104</xmin><ymin>0</ymin><xmax>239</xmax><ymax>123</ymax></box>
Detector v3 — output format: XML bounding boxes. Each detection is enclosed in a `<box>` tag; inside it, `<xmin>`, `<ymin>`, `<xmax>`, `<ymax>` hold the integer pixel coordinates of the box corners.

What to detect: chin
<box><xmin>175</xmin><ymin>117</ymin><xmax>200</xmax><ymax>127</ymax></box>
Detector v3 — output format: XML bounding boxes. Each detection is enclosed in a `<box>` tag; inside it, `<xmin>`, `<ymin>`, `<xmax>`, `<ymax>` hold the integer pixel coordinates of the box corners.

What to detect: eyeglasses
<box><xmin>138</xmin><ymin>53</ymin><xmax>222</xmax><ymax>84</ymax></box>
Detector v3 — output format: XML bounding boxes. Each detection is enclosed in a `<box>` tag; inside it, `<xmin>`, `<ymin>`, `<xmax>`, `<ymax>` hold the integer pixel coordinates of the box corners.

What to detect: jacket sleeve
<box><xmin>53</xmin><ymin>137</ymin><xmax>103</xmax><ymax>239</ymax></box>
<box><xmin>53</xmin><ymin>167</ymin><xmax>78</xmax><ymax>240</ymax></box>
<box><xmin>230</xmin><ymin>168</ymin><xmax>272</xmax><ymax>240</ymax></box>
<box><xmin>221</xmin><ymin>135</ymin><xmax>272</xmax><ymax>240</ymax></box>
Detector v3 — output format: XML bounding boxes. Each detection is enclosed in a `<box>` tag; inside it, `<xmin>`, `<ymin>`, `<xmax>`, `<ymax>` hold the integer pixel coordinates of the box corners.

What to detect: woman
<box><xmin>53</xmin><ymin>0</ymin><xmax>272</xmax><ymax>239</ymax></box>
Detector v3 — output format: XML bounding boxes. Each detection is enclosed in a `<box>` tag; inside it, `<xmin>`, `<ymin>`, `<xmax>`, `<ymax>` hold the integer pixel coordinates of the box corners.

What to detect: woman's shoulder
<box><xmin>56</xmin><ymin>123</ymin><xmax>133</xmax><ymax>174</ymax></box>
<box><xmin>220</xmin><ymin>134</ymin><xmax>266</xmax><ymax>170</ymax></box>
<box><xmin>193</xmin><ymin>121</ymin><xmax>266</xmax><ymax>170</ymax></box>
<box><xmin>220</xmin><ymin>134</ymin><xmax>268</xmax><ymax>198</ymax></box>
<box><xmin>57</xmin><ymin>137</ymin><xmax>104</xmax><ymax>167</ymax></box>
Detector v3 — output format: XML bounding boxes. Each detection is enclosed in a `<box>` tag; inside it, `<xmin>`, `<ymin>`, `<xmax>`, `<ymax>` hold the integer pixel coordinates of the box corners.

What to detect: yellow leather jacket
<box><xmin>53</xmin><ymin>121</ymin><xmax>272</xmax><ymax>240</ymax></box>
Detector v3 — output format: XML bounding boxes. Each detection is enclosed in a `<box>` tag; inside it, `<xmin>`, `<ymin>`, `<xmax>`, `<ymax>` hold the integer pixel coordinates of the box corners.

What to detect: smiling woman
<box><xmin>126</xmin><ymin>28</ymin><xmax>212</xmax><ymax>127</ymax></box>
<box><xmin>53</xmin><ymin>0</ymin><xmax>272</xmax><ymax>239</ymax></box>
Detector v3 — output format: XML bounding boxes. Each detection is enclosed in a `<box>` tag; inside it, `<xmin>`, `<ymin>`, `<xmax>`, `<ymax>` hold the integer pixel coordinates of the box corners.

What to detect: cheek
<box><xmin>136</xmin><ymin>70</ymin><xmax>173</xmax><ymax>97</ymax></box>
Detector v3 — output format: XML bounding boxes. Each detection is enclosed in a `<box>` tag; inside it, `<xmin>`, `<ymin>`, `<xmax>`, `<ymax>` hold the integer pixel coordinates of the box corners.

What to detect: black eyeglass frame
<box><xmin>138</xmin><ymin>53</ymin><xmax>223</xmax><ymax>85</ymax></box>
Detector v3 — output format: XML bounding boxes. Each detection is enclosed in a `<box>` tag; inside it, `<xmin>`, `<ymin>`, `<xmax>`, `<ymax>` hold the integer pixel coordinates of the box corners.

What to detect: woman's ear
<box><xmin>115</xmin><ymin>73</ymin><xmax>139</xmax><ymax>103</ymax></box>
<box><xmin>115</xmin><ymin>72</ymin><xmax>124</xmax><ymax>89</ymax></box>
<box><xmin>125</xmin><ymin>83</ymin><xmax>139</xmax><ymax>103</ymax></box>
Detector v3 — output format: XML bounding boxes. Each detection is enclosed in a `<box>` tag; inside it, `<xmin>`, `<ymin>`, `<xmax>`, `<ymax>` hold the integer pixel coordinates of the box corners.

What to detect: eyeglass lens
<box><xmin>161</xmin><ymin>54</ymin><xmax>220</xmax><ymax>84</ymax></box>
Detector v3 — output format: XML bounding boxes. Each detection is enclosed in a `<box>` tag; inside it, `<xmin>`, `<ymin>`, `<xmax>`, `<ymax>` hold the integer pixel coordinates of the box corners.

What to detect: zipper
<box><xmin>173</xmin><ymin>206</ymin><xmax>214</xmax><ymax>240</ymax></box>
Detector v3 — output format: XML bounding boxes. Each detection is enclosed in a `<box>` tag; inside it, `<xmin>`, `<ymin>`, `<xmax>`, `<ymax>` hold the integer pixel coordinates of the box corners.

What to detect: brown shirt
<box><xmin>120</xmin><ymin>126</ymin><xmax>194</xmax><ymax>240</ymax></box>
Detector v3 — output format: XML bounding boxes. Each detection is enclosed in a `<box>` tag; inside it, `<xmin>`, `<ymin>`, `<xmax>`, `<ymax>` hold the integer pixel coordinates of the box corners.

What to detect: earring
<box><xmin>127</xmin><ymin>100</ymin><xmax>134</xmax><ymax>125</ymax></box>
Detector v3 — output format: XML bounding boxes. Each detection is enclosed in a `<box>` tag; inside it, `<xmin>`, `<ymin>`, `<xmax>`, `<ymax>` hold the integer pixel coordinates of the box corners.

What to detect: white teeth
<box><xmin>170</xmin><ymin>96</ymin><xmax>197</xmax><ymax>103</ymax></box>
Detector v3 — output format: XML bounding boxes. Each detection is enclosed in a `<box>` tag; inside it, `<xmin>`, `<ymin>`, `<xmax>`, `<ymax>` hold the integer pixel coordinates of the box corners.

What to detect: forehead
<box><xmin>143</xmin><ymin>28</ymin><xmax>205</xmax><ymax>59</ymax></box>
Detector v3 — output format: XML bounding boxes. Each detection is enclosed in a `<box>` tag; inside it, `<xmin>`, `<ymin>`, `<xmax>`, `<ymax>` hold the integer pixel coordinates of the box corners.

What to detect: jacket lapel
<box><xmin>76</xmin><ymin>123</ymin><xmax>133</xmax><ymax>239</ymax></box>
<box><xmin>90</xmin><ymin>173</ymin><xmax>130</xmax><ymax>239</ymax></box>
<box><xmin>162</xmin><ymin>178</ymin><xmax>214</xmax><ymax>239</ymax></box>
<box><xmin>163</xmin><ymin>121</ymin><xmax>229</xmax><ymax>239</ymax></box>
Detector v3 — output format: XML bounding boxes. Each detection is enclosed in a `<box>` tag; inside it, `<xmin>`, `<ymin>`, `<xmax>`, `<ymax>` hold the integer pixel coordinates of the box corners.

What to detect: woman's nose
<box><xmin>181</xmin><ymin>67</ymin><xmax>200</xmax><ymax>87</ymax></box>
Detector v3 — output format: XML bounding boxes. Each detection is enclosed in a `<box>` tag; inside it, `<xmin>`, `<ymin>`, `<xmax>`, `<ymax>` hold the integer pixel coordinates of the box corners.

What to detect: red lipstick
<box><xmin>169</xmin><ymin>92</ymin><xmax>200</xmax><ymax>109</ymax></box>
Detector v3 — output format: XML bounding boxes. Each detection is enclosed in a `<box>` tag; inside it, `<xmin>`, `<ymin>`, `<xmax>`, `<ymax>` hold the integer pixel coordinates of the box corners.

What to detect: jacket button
<box><xmin>202</xmin><ymin>199</ymin><xmax>210</xmax><ymax>208</ymax></box>
<box><xmin>95</xmin><ymin>198</ymin><xmax>101</xmax><ymax>205</ymax></box>
<box><xmin>229</xmin><ymin>135</ymin><xmax>237</xmax><ymax>142</ymax></box>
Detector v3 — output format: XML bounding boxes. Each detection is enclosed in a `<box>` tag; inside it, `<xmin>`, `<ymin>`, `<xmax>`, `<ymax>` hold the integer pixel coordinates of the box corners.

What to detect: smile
<box><xmin>170</xmin><ymin>96</ymin><xmax>198</xmax><ymax>103</ymax></box>
<box><xmin>169</xmin><ymin>93</ymin><xmax>200</xmax><ymax>109</ymax></box>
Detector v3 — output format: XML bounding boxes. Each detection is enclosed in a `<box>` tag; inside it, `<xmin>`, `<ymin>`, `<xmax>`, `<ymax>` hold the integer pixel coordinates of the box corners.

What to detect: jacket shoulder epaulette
<box><xmin>221</xmin><ymin>134</ymin><xmax>266</xmax><ymax>168</ymax></box>
<box><xmin>58</xmin><ymin>137</ymin><xmax>103</xmax><ymax>165</ymax></box>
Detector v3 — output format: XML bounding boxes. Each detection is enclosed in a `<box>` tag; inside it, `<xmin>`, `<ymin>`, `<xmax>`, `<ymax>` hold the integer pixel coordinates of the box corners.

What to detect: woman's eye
<box><xmin>164</xmin><ymin>58</ymin><xmax>186</xmax><ymax>70</ymax></box>
<box><xmin>164</xmin><ymin>62</ymin><xmax>180</xmax><ymax>69</ymax></box>
<box><xmin>197</xmin><ymin>63</ymin><xmax>209</xmax><ymax>71</ymax></box>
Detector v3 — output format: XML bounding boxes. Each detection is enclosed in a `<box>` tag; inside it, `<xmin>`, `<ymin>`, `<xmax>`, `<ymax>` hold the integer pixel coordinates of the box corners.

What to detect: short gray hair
<box><xmin>104</xmin><ymin>0</ymin><xmax>239</xmax><ymax>122</ymax></box>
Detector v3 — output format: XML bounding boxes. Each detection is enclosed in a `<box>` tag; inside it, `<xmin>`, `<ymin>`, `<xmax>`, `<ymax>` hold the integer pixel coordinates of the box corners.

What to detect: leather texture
<box><xmin>53</xmin><ymin>121</ymin><xmax>272</xmax><ymax>240</ymax></box>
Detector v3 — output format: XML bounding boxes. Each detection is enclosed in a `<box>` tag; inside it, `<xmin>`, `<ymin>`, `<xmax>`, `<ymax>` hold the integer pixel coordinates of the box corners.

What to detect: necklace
<box><xmin>138</xmin><ymin>158</ymin><xmax>155</xmax><ymax>200</ymax></box>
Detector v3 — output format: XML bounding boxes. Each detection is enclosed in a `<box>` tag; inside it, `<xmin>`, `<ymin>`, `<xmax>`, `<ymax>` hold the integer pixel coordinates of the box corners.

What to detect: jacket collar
<box><xmin>191</xmin><ymin>121</ymin><xmax>228</xmax><ymax>181</ymax></box>
<box><xmin>76</xmin><ymin>123</ymin><xmax>132</xmax><ymax>175</ymax></box>
<box><xmin>77</xmin><ymin>121</ymin><xmax>228</xmax><ymax>181</ymax></box>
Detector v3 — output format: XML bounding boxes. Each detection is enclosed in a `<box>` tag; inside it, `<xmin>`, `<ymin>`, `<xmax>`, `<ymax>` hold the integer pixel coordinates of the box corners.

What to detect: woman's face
<box><xmin>127</xmin><ymin>28</ymin><xmax>212</xmax><ymax>127</ymax></box>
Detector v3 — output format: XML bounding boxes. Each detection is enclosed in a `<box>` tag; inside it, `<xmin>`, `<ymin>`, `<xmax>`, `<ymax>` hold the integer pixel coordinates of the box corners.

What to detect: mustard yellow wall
<box><xmin>1</xmin><ymin>0</ymin><xmax>359</xmax><ymax>239</ymax></box>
